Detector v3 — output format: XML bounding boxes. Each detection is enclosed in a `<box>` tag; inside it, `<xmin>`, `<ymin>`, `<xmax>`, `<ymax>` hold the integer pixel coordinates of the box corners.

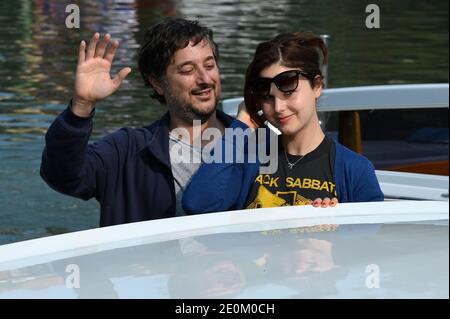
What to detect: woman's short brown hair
<box><xmin>244</xmin><ymin>32</ymin><xmax>328</xmax><ymax>127</ymax></box>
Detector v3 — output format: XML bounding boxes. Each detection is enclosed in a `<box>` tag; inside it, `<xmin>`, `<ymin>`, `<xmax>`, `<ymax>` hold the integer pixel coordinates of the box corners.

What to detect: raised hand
<box><xmin>72</xmin><ymin>33</ymin><xmax>132</xmax><ymax>117</ymax></box>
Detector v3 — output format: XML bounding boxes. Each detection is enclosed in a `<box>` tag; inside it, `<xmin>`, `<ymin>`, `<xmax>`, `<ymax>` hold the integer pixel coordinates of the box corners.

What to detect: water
<box><xmin>0</xmin><ymin>0</ymin><xmax>448</xmax><ymax>245</ymax></box>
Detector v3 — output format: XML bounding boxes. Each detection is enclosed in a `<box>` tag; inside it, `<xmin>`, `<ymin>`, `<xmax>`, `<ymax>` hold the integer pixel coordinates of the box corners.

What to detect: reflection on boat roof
<box><xmin>0</xmin><ymin>201</ymin><xmax>448</xmax><ymax>298</ymax></box>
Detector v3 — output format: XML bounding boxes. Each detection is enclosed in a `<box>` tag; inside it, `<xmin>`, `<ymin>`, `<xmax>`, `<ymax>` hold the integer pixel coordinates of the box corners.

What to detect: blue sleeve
<box><xmin>40</xmin><ymin>102</ymin><xmax>127</xmax><ymax>201</ymax></box>
<box><xmin>352</xmin><ymin>160</ymin><xmax>384</xmax><ymax>202</ymax></box>
<box><xmin>182</xmin><ymin>161</ymin><xmax>247</xmax><ymax>214</ymax></box>
<box><xmin>182</xmin><ymin>121</ymin><xmax>259</xmax><ymax>214</ymax></box>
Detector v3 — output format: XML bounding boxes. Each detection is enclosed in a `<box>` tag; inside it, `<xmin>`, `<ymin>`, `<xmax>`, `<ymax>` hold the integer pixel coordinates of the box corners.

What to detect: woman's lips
<box><xmin>276</xmin><ymin>114</ymin><xmax>294</xmax><ymax>125</ymax></box>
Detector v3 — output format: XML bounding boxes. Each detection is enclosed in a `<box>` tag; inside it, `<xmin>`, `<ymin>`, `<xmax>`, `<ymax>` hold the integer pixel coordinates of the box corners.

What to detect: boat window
<box><xmin>322</xmin><ymin>108</ymin><xmax>449</xmax><ymax>175</ymax></box>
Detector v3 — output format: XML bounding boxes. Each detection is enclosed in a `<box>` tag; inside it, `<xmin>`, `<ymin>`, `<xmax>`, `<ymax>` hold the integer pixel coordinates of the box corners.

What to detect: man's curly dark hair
<box><xmin>138</xmin><ymin>18</ymin><xmax>219</xmax><ymax>104</ymax></box>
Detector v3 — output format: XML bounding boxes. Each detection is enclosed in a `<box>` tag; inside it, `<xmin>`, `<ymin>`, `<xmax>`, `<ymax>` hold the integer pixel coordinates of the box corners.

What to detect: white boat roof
<box><xmin>222</xmin><ymin>83</ymin><xmax>449</xmax><ymax>116</ymax></box>
<box><xmin>0</xmin><ymin>200</ymin><xmax>448</xmax><ymax>298</ymax></box>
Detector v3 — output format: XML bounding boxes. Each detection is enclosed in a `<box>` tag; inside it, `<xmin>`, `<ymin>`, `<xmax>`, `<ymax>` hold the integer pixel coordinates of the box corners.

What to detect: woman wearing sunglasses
<box><xmin>183</xmin><ymin>32</ymin><xmax>383</xmax><ymax>214</ymax></box>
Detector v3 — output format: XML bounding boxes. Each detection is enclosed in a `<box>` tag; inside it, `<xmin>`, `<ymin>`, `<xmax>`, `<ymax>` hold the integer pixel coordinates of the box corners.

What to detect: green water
<box><xmin>0</xmin><ymin>0</ymin><xmax>448</xmax><ymax>244</ymax></box>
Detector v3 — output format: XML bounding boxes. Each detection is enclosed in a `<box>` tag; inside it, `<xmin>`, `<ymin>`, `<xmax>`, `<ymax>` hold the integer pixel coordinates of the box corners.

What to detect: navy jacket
<box><xmin>40</xmin><ymin>103</ymin><xmax>235</xmax><ymax>226</ymax></box>
<box><xmin>183</xmin><ymin>120</ymin><xmax>384</xmax><ymax>214</ymax></box>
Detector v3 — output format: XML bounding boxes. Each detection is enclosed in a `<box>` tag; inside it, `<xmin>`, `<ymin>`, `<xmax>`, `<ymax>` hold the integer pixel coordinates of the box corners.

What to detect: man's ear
<box><xmin>149</xmin><ymin>77</ymin><xmax>164</xmax><ymax>95</ymax></box>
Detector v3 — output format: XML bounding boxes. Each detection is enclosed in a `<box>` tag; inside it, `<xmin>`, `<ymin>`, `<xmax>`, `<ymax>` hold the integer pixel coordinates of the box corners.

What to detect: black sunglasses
<box><xmin>251</xmin><ymin>70</ymin><xmax>312</xmax><ymax>98</ymax></box>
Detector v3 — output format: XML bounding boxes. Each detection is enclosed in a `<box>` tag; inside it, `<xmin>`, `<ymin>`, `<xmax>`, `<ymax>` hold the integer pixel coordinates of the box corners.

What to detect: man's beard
<box><xmin>167</xmin><ymin>85</ymin><xmax>219</xmax><ymax>124</ymax></box>
<box><xmin>179</xmin><ymin>100</ymin><xmax>218</xmax><ymax>123</ymax></box>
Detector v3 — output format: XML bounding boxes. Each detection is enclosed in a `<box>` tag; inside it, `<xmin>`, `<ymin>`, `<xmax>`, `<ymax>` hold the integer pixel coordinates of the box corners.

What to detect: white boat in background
<box><xmin>223</xmin><ymin>83</ymin><xmax>449</xmax><ymax>115</ymax></box>
<box><xmin>223</xmin><ymin>83</ymin><xmax>449</xmax><ymax>176</ymax></box>
<box><xmin>376</xmin><ymin>170</ymin><xmax>448</xmax><ymax>200</ymax></box>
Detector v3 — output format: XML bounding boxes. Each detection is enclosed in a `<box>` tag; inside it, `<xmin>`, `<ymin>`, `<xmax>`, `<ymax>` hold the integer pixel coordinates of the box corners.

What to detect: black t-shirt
<box><xmin>246</xmin><ymin>137</ymin><xmax>337</xmax><ymax>208</ymax></box>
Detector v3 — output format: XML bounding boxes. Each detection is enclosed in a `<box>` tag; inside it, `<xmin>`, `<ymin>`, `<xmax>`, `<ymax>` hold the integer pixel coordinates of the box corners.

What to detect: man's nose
<box><xmin>195</xmin><ymin>67</ymin><xmax>213</xmax><ymax>85</ymax></box>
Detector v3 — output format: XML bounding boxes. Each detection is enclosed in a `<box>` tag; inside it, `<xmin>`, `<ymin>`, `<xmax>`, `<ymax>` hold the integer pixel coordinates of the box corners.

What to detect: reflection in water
<box><xmin>0</xmin><ymin>0</ymin><xmax>448</xmax><ymax>244</ymax></box>
<box><xmin>0</xmin><ymin>223</ymin><xmax>448</xmax><ymax>298</ymax></box>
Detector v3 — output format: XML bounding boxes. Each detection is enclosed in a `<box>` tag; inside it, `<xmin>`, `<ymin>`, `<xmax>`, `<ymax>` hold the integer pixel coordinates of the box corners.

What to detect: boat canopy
<box><xmin>222</xmin><ymin>83</ymin><xmax>449</xmax><ymax>116</ymax></box>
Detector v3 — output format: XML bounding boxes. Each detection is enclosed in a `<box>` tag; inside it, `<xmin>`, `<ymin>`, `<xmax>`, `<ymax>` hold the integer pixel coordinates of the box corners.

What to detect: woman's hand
<box><xmin>308</xmin><ymin>197</ymin><xmax>338</xmax><ymax>208</ymax></box>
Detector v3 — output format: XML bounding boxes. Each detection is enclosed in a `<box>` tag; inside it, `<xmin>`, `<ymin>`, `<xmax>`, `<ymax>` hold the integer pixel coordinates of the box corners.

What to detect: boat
<box><xmin>223</xmin><ymin>83</ymin><xmax>449</xmax><ymax>175</ymax></box>
<box><xmin>0</xmin><ymin>83</ymin><xmax>448</xmax><ymax>299</ymax></box>
<box><xmin>0</xmin><ymin>175</ymin><xmax>448</xmax><ymax>298</ymax></box>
